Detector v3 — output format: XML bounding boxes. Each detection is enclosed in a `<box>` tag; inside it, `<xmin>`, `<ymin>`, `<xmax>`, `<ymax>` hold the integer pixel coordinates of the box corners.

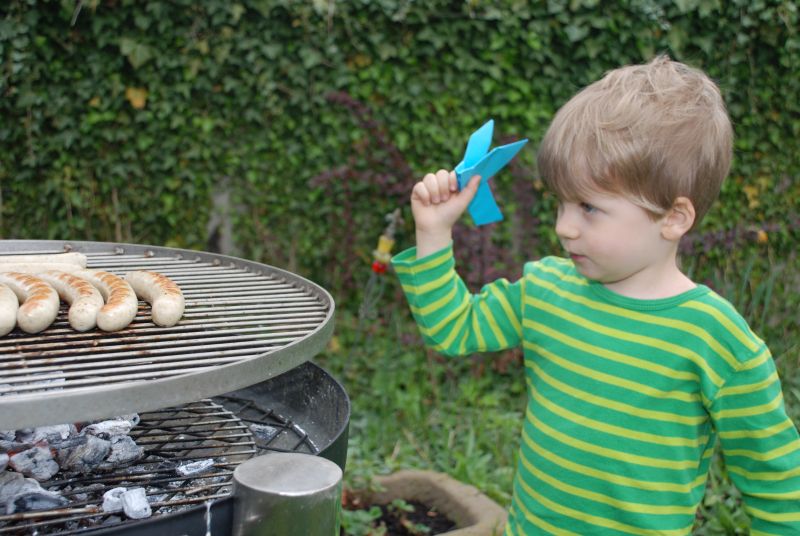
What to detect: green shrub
<box><xmin>2</xmin><ymin>1</ymin><xmax>798</xmax><ymax>308</ymax></box>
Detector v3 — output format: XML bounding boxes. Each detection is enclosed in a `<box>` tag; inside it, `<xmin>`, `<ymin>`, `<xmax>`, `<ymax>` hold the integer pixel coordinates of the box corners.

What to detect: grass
<box><xmin>314</xmin><ymin>247</ymin><xmax>799</xmax><ymax>535</ymax></box>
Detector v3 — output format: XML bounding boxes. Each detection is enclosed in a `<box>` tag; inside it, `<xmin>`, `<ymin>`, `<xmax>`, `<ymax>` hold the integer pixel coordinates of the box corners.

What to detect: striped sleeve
<box><xmin>391</xmin><ymin>244</ymin><xmax>522</xmax><ymax>356</ymax></box>
<box><xmin>710</xmin><ymin>347</ymin><xmax>800</xmax><ymax>534</ymax></box>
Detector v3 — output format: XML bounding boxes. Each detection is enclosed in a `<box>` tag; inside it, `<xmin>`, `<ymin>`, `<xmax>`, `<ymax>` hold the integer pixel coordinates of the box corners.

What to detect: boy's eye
<box><xmin>580</xmin><ymin>202</ymin><xmax>598</xmax><ymax>214</ymax></box>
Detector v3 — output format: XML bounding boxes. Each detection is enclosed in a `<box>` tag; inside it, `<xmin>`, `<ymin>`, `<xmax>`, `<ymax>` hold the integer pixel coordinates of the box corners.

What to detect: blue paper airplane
<box><xmin>455</xmin><ymin>120</ymin><xmax>528</xmax><ymax>226</ymax></box>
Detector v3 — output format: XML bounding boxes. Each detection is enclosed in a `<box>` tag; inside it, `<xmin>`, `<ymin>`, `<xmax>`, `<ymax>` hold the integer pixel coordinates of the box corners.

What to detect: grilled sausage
<box><xmin>75</xmin><ymin>270</ymin><xmax>138</xmax><ymax>331</ymax></box>
<box><xmin>37</xmin><ymin>271</ymin><xmax>104</xmax><ymax>332</ymax></box>
<box><xmin>0</xmin><ymin>272</ymin><xmax>60</xmax><ymax>333</ymax></box>
<box><xmin>124</xmin><ymin>271</ymin><xmax>184</xmax><ymax>327</ymax></box>
<box><xmin>0</xmin><ymin>283</ymin><xmax>19</xmax><ymax>336</ymax></box>
<box><xmin>0</xmin><ymin>263</ymin><xmax>82</xmax><ymax>274</ymax></box>
<box><xmin>0</xmin><ymin>252</ymin><xmax>87</xmax><ymax>267</ymax></box>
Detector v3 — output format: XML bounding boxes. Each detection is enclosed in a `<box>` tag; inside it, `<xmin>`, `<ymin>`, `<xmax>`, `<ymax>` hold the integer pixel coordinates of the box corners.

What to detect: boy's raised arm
<box><xmin>392</xmin><ymin>169</ymin><xmax>523</xmax><ymax>357</ymax></box>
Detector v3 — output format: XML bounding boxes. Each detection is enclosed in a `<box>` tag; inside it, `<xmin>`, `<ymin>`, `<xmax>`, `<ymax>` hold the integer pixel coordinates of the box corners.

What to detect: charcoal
<box><xmin>101</xmin><ymin>486</ymin><xmax>127</xmax><ymax>513</ymax></box>
<box><xmin>9</xmin><ymin>446</ymin><xmax>60</xmax><ymax>481</ymax></box>
<box><xmin>121</xmin><ymin>487</ymin><xmax>151</xmax><ymax>519</ymax></box>
<box><xmin>17</xmin><ymin>424</ymin><xmax>76</xmax><ymax>445</ymax></box>
<box><xmin>0</xmin><ymin>430</ymin><xmax>14</xmax><ymax>441</ymax></box>
<box><xmin>8</xmin><ymin>489</ymin><xmax>69</xmax><ymax>514</ymax></box>
<box><xmin>0</xmin><ymin>439</ymin><xmax>33</xmax><ymax>454</ymax></box>
<box><xmin>0</xmin><ymin>453</ymin><xmax>7</xmax><ymax>472</ymax></box>
<box><xmin>81</xmin><ymin>418</ymin><xmax>133</xmax><ymax>439</ymax></box>
<box><xmin>175</xmin><ymin>458</ymin><xmax>215</xmax><ymax>476</ymax></box>
<box><xmin>99</xmin><ymin>435</ymin><xmax>145</xmax><ymax>470</ymax></box>
<box><xmin>117</xmin><ymin>414</ymin><xmax>140</xmax><ymax>427</ymax></box>
<box><xmin>249</xmin><ymin>423</ymin><xmax>279</xmax><ymax>445</ymax></box>
<box><xmin>57</xmin><ymin>434</ymin><xmax>111</xmax><ymax>473</ymax></box>
<box><xmin>101</xmin><ymin>515</ymin><xmax>123</xmax><ymax>526</ymax></box>
<box><xmin>0</xmin><ymin>471</ymin><xmax>67</xmax><ymax>515</ymax></box>
<box><xmin>0</xmin><ymin>470</ymin><xmax>23</xmax><ymax>504</ymax></box>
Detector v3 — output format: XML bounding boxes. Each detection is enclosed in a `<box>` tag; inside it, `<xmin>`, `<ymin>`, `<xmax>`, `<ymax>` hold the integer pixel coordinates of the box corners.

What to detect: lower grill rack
<box><xmin>0</xmin><ymin>398</ymin><xmax>316</xmax><ymax>535</ymax></box>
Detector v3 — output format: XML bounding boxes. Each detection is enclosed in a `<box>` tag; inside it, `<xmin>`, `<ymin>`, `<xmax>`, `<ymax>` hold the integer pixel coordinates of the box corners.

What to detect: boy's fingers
<box><xmin>448</xmin><ymin>171</ymin><xmax>458</xmax><ymax>192</ymax></box>
<box><xmin>422</xmin><ymin>173</ymin><xmax>440</xmax><ymax>203</ymax></box>
<box><xmin>411</xmin><ymin>181</ymin><xmax>431</xmax><ymax>206</ymax></box>
<box><xmin>434</xmin><ymin>169</ymin><xmax>451</xmax><ymax>201</ymax></box>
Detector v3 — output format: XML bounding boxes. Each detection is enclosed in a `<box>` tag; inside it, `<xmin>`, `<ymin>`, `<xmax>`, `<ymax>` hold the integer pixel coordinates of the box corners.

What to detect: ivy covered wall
<box><xmin>1</xmin><ymin>0</ymin><xmax>798</xmax><ymax>299</ymax></box>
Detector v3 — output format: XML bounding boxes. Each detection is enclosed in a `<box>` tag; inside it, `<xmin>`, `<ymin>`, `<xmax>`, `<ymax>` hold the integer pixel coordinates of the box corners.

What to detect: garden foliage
<box><xmin>1</xmin><ymin>0</ymin><xmax>798</xmax><ymax>303</ymax></box>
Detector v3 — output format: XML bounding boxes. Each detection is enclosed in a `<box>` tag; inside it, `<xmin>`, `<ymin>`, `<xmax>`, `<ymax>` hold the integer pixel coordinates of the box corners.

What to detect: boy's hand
<box><xmin>411</xmin><ymin>169</ymin><xmax>481</xmax><ymax>258</ymax></box>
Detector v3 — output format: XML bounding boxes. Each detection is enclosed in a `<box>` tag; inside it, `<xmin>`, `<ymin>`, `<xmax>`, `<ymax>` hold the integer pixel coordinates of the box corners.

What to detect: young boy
<box><xmin>392</xmin><ymin>56</ymin><xmax>800</xmax><ymax>535</ymax></box>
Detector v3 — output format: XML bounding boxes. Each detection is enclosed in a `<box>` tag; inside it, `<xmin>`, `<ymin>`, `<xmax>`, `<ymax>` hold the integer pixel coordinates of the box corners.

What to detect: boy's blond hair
<box><xmin>537</xmin><ymin>55</ymin><xmax>732</xmax><ymax>228</ymax></box>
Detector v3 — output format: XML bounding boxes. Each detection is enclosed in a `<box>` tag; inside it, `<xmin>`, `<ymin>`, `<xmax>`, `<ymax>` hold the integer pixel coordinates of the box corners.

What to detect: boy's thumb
<box><xmin>459</xmin><ymin>174</ymin><xmax>482</xmax><ymax>206</ymax></box>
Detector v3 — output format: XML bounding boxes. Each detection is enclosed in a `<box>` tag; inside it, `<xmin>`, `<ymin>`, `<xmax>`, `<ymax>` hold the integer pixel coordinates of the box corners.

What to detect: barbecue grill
<box><xmin>0</xmin><ymin>240</ymin><xmax>348</xmax><ymax>535</ymax></box>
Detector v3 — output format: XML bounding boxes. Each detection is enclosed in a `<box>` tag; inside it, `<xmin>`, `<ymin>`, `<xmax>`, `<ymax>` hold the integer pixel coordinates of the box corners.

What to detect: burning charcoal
<box><xmin>249</xmin><ymin>423</ymin><xmax>279</xmax><ymax>445</ymax></box>
<box><xmin>81</xmin><ymin>418</ymin><xmax>133</xmax><ymax>439</ymax></box>
<box><xmin>0</xmin><ymin>453</ymin><xmax>7</xmax><ymax>471</ymax></box>
<box><xmin>0</xmin><ymin>471</ymin><xmax>68</xmax><ymax>515</ymax></box>
<box><xmin>102</xmin><ymin>486</ymin><xmax>127</xmax><ymax>513</ymax></box>
<box><xmin>175</xmin><ymin>458</ymin><xmax>215</xmax><ymax>477</ymax></box>
<box><xmin>9</xmin><ymin>446</ymin><xmax>60</xmax><ymax>481</ymax></box>
<box><xmin>16</xmin><ymin>424</ymin><xmax>77</xmax><ymax>445</ymax></box>
<box><xmin>57</xmin><ymin>434</ymin><xmax>111</xmax><ymax>473</ymax></box>
<box><xmin>99</xmin><ymin>435</ymin><xmax>145</xmax><ymax>469</ymax></box>
<box><xmin>121</xmin><ymin>487</ymin><xmax>152</xmax><ymax>519</ymax></box>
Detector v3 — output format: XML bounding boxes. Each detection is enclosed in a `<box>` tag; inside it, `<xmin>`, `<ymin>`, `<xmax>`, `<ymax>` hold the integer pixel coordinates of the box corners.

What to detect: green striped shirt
<box><xmin>392</xmin><ymin>244</ymin><xmax>800</xmax><ymax>535</ymax></box>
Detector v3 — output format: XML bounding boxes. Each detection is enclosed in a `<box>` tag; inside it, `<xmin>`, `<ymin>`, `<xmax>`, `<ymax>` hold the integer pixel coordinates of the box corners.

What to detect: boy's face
<box><xmin>555</xmin><ymin>190</ymin><xmax>677</xmax><ymax>296</ymax></box>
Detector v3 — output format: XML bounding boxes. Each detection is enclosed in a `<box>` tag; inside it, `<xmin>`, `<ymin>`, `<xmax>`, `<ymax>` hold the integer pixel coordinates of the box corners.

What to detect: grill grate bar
<box><xmin>1</xmin><ymin>325</ymin><xmax>318</xmax><ymax>360</ymax></box>
<box><xmin>0</xmin><ymin>311</ymin><xmax>326</xmax><ymax>348</ymax></box>
<box><xmin>0</xmin><ymin>324</ymin><xmax>323</xmax><ymax>361</ymax></box>
<box><xmin>3</xmin><ymin>333</ymin><xmax>306</xmax><ymax>364</ymax></box>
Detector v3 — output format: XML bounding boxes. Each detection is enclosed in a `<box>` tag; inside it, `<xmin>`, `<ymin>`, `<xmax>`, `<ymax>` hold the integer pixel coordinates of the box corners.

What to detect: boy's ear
<box><xmin>661</xmin><ymin>197</ymin><xmax>696</xmax><ymax>241</ymax></box>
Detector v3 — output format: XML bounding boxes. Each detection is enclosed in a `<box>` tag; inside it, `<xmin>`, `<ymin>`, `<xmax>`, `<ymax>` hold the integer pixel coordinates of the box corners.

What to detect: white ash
<box><xmin>0</xmin><ymin>470</ymin><xmax>68</xmax><ymax>515</ymax></box>
<box><xmin>121</xmin><ymin>487</ymin><xmax>152</xmax><ymax>519</ymax></box>
<box><xmin>118</xmin><ymin>414</ymin><xmax>141</xmax><ymax>427</ymax></box>
<box><xmin>16</xmin><ymin>424</ymin><xmax>76</xmax><ymax>445</ymax></box>
<box><xmin>0</xmin><ymin>430</ymin><xmax>14</xmax><ymax>441</ymax></box>
<box><xmin>175</xmin><ymin>458</ymin><xmax>215</xmax><ymax>477</ymax></box>
<box><xmin>56</xmin><ymin>434</ymin><xmax>111</xmax><ymax>473</ymax></box>
<box><xmin>99</xmin><ymin>435</ymin><xmax>145</xmax><ymax>469</ymax></box>
<box><xmin>80</xmin><ymin>418</ymin><xmax>134</xmax><ymax>439</ymax></box>
<box><xmin>0</xmin><ymin>452</ymin><xmax>7</xmax><ymax>472</ymax></box>
<box><xmin>101</xmin><ymin>486</ymin><xmax>127</xmax><ymax>513</ymax></box>
<box><xmin>9</xmin><ymin>445</ymin><xmax>60</xmax><ymax>481</ymax></box>
<box><xmin>249</xmin><ymin>423</ymin><xmax>279</xmax><ymax>445</ymax></box>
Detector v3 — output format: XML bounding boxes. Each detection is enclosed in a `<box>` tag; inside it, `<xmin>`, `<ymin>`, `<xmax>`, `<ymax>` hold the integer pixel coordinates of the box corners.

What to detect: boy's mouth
<box><xmin>569</xmin><ymin>253</ymin><xmax>587</xmax><ymax>262</ymax></box>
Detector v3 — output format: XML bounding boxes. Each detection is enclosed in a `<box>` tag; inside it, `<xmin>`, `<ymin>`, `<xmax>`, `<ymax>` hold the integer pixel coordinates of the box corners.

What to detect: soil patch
<box><xmin>342</xmin><ymin>497</ymin><xmax>457</xmax><ymax>535</ymax></box>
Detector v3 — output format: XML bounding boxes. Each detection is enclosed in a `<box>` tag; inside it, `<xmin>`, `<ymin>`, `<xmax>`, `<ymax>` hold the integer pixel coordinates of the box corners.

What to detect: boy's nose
<box><xmin>555</xmin><ymin>210</ymin><xmax>579</xmax><ymax>240</ymax></box>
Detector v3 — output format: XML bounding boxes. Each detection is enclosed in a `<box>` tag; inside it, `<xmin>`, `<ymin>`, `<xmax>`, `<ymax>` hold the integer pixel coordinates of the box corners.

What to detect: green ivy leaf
<box><xmin>119</xmin><ymin>37</ymin><xmax>154</xmax><ymax>69</ymax></box>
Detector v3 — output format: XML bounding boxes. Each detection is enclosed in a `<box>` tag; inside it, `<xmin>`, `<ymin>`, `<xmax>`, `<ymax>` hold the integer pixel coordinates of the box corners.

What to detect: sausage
<box><xmin>0</xmin><ymin>283</ymin><xmax>19</xmax><ymax>336</ymax></box>
<box><xmin>0</xmin><ymin>272</ymin><xmax>60</xmax><ymax>334</ymax></box>
<box><xmin>0</xmin><ymin>252</ymin><xmax>87</xmax><ymax>267</ymax></box>
<box><xmin>0</xmin><ymin>263</ymin><xmax>83</xmax><ymax>274</ymax></box>
<box><xmin>75</xmin><ymin>270</ymin><xmax>139</xmax><ymax>331</ymax></box>
<box><xmin>124</xmin><ymin>271</ymin><xmax>184</xmax><ymax>327</ymax></box>
<box><xmin>37</xmin><ymin>271</ymin><xmax>104</xmax><ymax>332</ymax></box>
